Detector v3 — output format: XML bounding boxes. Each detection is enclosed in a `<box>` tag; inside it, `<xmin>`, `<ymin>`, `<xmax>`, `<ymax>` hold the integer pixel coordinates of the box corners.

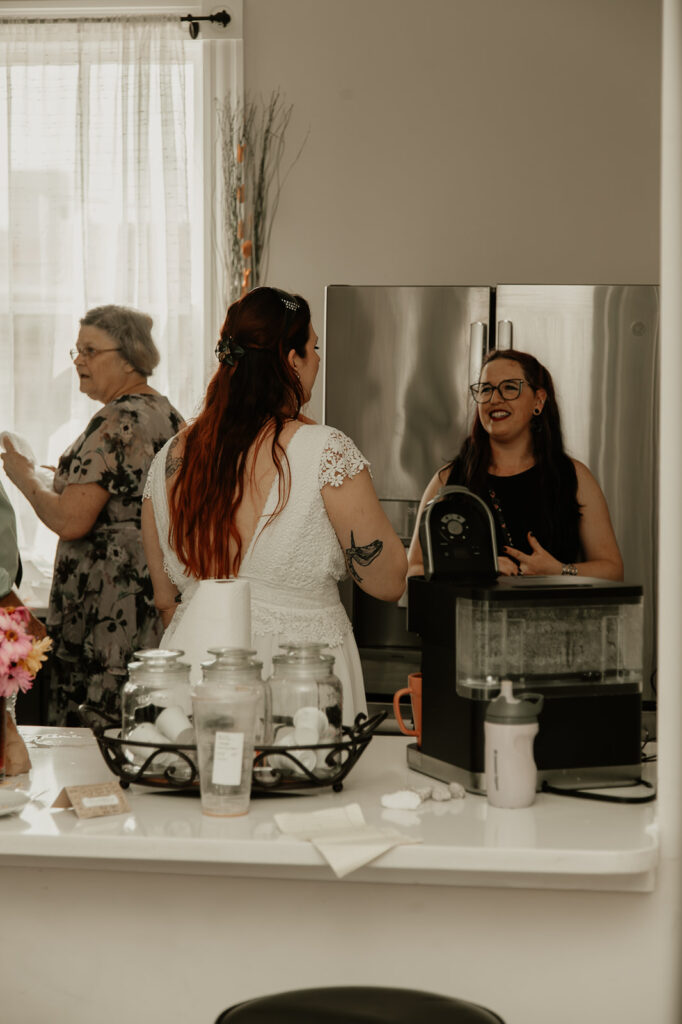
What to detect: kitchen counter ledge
<box><xmin>0</xmin><ymin>727</ymin><xmax>658</xmax><ymax>891</ymax></box>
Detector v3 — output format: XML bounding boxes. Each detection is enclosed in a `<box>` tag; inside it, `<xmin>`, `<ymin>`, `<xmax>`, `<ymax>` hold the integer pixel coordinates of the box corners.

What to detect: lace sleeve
<box><xmin>142</xmin><ymin>463</ymin><xmax>155</xmax><ymax>500</ymax></box>
<box><xmin>319</xmin><ymin>429</ymin><xmax>370</xmax><ymax>488</ymax></box>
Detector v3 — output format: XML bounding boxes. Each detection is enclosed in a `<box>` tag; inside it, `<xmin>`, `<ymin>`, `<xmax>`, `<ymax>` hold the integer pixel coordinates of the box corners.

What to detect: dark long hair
<box><xmin>169</xmin><ymin>286</ymin><xmax>311</xmax><ymax>578</ymax></box>
<box><xmin>453</xmin><ymin>349</ymin><xmax>581</xmax><ymax>558</ymax></box>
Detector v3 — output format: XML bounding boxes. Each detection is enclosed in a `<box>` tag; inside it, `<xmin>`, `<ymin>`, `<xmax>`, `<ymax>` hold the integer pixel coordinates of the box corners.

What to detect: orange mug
<box><xmin>393</xmin><ymin>672</ymin><xmax>422</xmax><ymax>745</ymax></box>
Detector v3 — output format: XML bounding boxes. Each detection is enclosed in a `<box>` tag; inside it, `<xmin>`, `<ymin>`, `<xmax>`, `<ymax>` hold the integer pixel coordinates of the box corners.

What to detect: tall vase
<box><xmin>0</xmin><ymin>695</ymin><xmax>6</xmax><ymax>783</ymax></box>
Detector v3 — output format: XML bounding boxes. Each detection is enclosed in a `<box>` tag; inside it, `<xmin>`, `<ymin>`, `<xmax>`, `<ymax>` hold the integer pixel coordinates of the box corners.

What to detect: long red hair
<box><xmin>168</xmin><ymin>287</ymin><xmax>311</xmax><ymax>578</ymax></box>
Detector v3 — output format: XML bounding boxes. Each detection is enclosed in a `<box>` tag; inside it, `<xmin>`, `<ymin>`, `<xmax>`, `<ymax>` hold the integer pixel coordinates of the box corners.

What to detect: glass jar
<box><xmin>121</xmin><ymin>648</ymin><xmax>193</xmax><ymax>771</ymax></box>
<box><xmin>268</xmin><ymin>644</ymin><xmax>343</xmax><ymax>779</ymax></box>
<box><xmin>192</xmin><ymin>647</ymin><xmax>262</xmax><ymax>816</ymax></box>
<box><xmin>202</xmin><ymin>647</ymin><xmax>272</xmax><ymax>745</ymax></box>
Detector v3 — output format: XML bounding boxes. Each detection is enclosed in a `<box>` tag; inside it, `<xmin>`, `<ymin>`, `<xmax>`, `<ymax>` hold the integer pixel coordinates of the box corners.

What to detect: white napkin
<box><xmin>1</xmin><ymin>431</ymin><xmax>36</xmax><ymax>460</ymax></box>
<box><xmin>274</xmin><ymin>802</ymin><xmax>420</xmax><ymax>878</ymax></box>
<box><xmin>0</xmin><ymin>432</ymin><xmax>55</xmax><ymax>488</ymax></box>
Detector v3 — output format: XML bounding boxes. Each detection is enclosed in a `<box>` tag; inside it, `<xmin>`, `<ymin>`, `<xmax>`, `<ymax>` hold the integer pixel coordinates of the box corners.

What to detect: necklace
<box><xmin>487</xmin><ymin>487</ymin><xmax>514</xmax><ymax>548</ymax></box>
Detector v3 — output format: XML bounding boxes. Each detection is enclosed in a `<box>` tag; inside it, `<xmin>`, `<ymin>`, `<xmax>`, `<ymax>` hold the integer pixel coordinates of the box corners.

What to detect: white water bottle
<box><xmin>484</xmin><ymin>680</ymin><xmax>544</xmax><ymax>808</ymax></box>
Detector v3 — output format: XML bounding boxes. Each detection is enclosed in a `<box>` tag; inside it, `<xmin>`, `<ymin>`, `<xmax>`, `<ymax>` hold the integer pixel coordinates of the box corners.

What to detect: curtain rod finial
<box><xmin>182</xmin><ymin>11</ymin><xmax>231</xmax><ymax>38</ymax></box>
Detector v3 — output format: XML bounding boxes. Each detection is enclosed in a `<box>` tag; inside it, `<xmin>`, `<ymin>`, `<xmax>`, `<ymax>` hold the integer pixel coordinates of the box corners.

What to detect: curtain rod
<box><xmin>181</xmin><ymin>11</ymin><xmax>231</xmax><ymax>39</ymax></box>
<box><xmin>0</xmin><ymin>10</ymin><xmax>231</xmax><ymax>38</ymax></box>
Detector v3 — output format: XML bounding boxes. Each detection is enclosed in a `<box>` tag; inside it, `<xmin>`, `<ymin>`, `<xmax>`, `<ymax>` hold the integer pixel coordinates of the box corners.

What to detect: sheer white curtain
<box><xmin>0</xmin><ymin>15</ymin><xmax>205</xmax><ymax>581</ymax></box>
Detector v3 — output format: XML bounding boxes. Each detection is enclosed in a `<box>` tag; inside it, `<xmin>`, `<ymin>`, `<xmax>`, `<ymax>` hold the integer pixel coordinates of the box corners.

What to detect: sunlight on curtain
<box><xmin>0</xmin><ymin>16</ymin><xmax>205</xmax><ymax>588</ymax></box>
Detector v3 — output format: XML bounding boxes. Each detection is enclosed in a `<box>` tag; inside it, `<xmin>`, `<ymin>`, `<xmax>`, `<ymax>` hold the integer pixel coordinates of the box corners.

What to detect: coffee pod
<box><xmin>293</xmin><ymin>706</ymin><xmax>328</xmax><ymax>735</ymax></box>
<box><xmin>293</xmin><ymin>724</ymin><xmax>319</xmax><ymax>746</ymax></box>
<box><xmin>290</xmin><ymin>749</ymin><xmax>317</xmax><ymax>776</ymax></box>
<box><xmin>268</xmin><ymin>729</ymin><xmax>296</xmax><ymax>773</ymax></box>
<box><xmin>155</xmin><ymin>705</ymin><xmax>193</xmax><ymax>742</ymax></box>
<box><xmin>124</xmin><ymin>723</ymin><xmax>177</xmax><ymax>769</ymax></box>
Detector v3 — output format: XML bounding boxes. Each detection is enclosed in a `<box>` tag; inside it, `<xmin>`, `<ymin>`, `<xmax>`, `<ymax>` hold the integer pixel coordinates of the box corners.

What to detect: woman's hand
<box><xmin>1</xmin><ymin>438</ymin><xmax>36</xmax><ymax>490</ymax></box>
<box><xmin>504</xmin><ymin>533</ymin><xmax>562</xmax><ymax>576</ymax></box>
<box><xmin>497</xmin><ymin>554</ymin><xmax>522</xmax><ymax>576</ymax></box>
<box><xmin>2</xmin><ymin>433</ymin><xmax>108</xmax><ymax>540</ymax></box>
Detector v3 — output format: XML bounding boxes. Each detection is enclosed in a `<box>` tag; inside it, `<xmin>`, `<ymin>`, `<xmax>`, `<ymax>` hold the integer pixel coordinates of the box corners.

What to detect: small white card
<box><xmin>212</xmin><ymin>731</ymin><xmax>244</xmax><ymax>787</ymax></box>
<box><xmin>52</xmin><ymin>782</ymin><xmax>130</xmax><ymax>818</ymax></box>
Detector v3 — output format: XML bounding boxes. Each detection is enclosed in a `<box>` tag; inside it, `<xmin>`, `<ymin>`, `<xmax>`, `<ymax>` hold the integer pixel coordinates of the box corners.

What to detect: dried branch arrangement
<box><xmin>216</xmin><ymin>89</ymin><xmax>307</xmax><ymax>305</ymax></box>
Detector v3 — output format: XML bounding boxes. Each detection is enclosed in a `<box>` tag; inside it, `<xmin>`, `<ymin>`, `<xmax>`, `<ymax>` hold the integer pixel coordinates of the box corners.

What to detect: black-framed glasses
<box><xmin>70</xmin><ymin>346</ymin><xmax>121</xmax><ymax>362</ymax></box>
<box><xmin>470</xmin><ymin>379</ymin><xmax>526</xmax><ymax>404</ymax></box>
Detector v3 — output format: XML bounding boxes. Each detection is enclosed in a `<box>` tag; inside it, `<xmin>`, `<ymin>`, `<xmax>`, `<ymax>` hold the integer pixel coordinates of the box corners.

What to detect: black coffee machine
<box><xmin>407</xmin><ymin>487</ymin><xmax>643</xmax><ymax>793</ymax></box>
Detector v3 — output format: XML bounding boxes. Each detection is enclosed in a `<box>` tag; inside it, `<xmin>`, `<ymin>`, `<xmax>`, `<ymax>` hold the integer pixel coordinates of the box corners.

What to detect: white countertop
<box><xmin>0</xmin><ymin>727</ymin><xmax>658</xmax><ymax>891</ymax></box>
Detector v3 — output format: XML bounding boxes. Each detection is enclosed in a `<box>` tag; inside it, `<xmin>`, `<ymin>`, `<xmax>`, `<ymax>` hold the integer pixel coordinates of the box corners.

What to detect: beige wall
<box><xmin>243</xmin><ymin>0</ymin><xmax>661</xmax><ymax>417</ymax></box>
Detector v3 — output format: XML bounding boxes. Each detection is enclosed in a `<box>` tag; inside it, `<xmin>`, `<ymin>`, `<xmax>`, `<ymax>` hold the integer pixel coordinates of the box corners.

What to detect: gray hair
<box><xmin>80</xmin><ymin>305</ymin><xmax>160</xmax><ymax>377</ymax></box>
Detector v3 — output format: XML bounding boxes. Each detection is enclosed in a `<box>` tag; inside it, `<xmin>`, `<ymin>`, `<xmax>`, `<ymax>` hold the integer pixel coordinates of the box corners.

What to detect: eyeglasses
<box><xmin>470</xmin><ymin>379</ymin><xmax>527</xmax><ymax>404</ymax></box>
<box><xmin>70</xmin><ymin>346</ymin><xmax>121</xmax><ymax>362</ymax></box>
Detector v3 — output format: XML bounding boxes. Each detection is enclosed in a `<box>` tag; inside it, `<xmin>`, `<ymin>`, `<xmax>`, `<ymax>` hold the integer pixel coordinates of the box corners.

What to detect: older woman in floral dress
<box><xmin>2</xmin><ymin>305</ymin><xmax>183</xmax><ymax>725</ymax></box>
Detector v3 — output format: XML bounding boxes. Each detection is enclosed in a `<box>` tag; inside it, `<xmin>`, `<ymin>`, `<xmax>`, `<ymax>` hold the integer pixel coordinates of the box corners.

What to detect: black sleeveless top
<box><xmin>445</xmin><ymin>459</ymin><xmax>581</xmax><ymax>562</ymax></box>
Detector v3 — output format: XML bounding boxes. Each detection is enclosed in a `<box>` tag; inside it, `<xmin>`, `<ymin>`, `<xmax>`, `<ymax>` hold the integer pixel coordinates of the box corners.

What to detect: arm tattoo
<box><xmin>165</xmin><ymin>435</ymin><xmax>183</xmax><ymax>479</ymax></box>
<box><xmin>345</xmin><ymin>529</ymin><xmax>383</xmax><ymax>584</ymax></box>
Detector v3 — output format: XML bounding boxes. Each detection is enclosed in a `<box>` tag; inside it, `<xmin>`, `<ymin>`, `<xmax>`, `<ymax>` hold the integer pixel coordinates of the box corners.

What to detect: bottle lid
<box><xmin>485</xmin><ymin>679</ymin><xmax>544</xmax><ymax>723</ymax></box>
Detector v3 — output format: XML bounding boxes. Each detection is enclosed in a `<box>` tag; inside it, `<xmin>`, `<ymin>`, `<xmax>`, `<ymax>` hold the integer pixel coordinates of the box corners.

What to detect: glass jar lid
<box><xmin>277</xmin><ymin>643</ymin><xmax>334</xmax><ymax>667</ymax></box>
<box><xmin>278</xmin><ymin>642</ymin><xmax>327</xmax><ymax>657</ymax></box>
<box><xmin>205</xmin><ymin>646</ymin><xmax>258</xmax><ymax>666</ymax></box>
<box><xmin>133</xmin><ymin>648</ymin><xmax>187</xmax><ymax>670</ymax></box>
<box><xmin>202</xmin><ymin>648</ymin><xmax>262</xmax><ymax>674</ymax></box>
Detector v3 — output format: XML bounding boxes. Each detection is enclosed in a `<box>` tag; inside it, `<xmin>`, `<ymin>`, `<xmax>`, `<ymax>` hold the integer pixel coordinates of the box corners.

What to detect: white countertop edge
<box><xmin>0</xmin><ymin>850</ymin><xmax>657</xmax><ymax>892</ymax></box>
<box><xmin>0</xmin><ymin>828</ymin><xmax>659</xmax><ymax>876</ymax></box>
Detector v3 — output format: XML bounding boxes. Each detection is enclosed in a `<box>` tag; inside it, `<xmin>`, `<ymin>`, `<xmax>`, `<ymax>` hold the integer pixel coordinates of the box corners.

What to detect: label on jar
<box><xmin>212</xmin><ymin>731</ymin><xmax>244</xmax><ymax>786</ymax></box>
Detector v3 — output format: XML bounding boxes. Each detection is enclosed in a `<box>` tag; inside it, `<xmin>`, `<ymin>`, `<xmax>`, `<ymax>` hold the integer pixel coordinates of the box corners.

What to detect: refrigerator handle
<box><xmin>468</xmin><ymin>321</ymin><xmax>487</xmax><ymax>385</ymax></box>
<box><xmin>496</xmin><ymin>320</ymin><xmax>513</xmax><ymax>349</ymax></box>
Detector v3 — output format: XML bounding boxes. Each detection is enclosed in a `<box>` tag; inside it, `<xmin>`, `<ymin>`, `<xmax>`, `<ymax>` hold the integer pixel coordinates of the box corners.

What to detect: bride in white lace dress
<box><xmin>141</xmin><ymin>287</ymin><xmax>407</xmax><ymax>723</ymax></box>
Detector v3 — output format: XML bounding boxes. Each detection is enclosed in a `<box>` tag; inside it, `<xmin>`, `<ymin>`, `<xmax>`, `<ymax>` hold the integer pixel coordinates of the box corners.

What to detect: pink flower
<box><xmin>0</xmin><ymin>644</ymin><xmax>11</xmax><ymax>674</ymax></box>
<box><xmin>0</xmin><ymin>625</ymin><xmax>32</xmax><ymax>664</ymax></box>
<box><xmin>0</xmin><ymin>607</ymin><xmax>51</xmax><ymax>697</ymax></box>
<box><xmin>0</xmin><ymin>663</ymin><xmax>33</xmax><ymax>697</ymax></box>
<box><xmin>9</xmin><ymin>606</ymin><xmax>30</xmax><ymax>626</ymax></box>
<box><xmin>0</xmin><ymin>609</ymin><xmax>15</xmax><ymax>632</ymax></box>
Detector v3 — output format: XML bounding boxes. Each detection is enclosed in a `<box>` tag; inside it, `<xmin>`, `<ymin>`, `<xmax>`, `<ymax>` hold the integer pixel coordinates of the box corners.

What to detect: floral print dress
<box><xmin>47</xmin><ymin>394</ymin><xmax>183</xmax><ymax>725</ymax></box>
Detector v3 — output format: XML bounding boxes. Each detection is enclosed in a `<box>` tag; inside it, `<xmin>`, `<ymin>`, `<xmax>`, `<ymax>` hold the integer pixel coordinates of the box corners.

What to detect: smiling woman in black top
<box><xmin>407</xmin><ymin>349</ymin><xmax>623</xmax><ymax>580</ymax></box>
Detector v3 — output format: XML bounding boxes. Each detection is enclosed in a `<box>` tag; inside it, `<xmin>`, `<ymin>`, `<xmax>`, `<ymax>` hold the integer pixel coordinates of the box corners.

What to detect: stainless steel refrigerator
<box><xmin>323</xmin><ymin>284</ymin><xmax>659</xmax><ymax>717</ymax></box>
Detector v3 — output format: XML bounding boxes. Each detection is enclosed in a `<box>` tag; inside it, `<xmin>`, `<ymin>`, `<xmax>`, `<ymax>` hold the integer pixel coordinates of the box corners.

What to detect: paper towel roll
<box><xmin>165</xmin><ymin>578</ymin><xmax>251</xmax><ymax>684</ymax></box>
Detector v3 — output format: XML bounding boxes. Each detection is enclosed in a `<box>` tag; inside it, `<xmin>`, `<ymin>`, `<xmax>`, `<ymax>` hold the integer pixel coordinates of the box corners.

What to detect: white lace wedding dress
<box><xmin>143</xmin><ymin>424</ymin><xmax>370</xmax><ymax>724</ymax></box>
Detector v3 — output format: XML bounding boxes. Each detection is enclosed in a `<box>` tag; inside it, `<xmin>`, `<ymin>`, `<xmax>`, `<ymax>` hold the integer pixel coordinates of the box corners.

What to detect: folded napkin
<box><xmin>274</xmin><ymin>802</ymin><xmax>420</xmax><ymax>878</ymax></box>
<box><xmin>0</xmin><ymin>432</ymin><xmax>55</xmax><ymax>488</ymax></box>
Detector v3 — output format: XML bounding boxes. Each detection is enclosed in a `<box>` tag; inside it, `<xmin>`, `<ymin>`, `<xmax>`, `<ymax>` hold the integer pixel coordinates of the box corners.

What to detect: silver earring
<box><xmin>295</xmin><ymin>369</ymin><xmax>301</xmax><ymax>381</ymax></box>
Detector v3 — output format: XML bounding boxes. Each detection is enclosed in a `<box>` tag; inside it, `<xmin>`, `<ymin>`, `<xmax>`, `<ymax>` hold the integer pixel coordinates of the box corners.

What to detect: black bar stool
<box><xmin>215</xmin><ymin>986</ymin><xmax>506</xmax><ymax>1023</ymax></box>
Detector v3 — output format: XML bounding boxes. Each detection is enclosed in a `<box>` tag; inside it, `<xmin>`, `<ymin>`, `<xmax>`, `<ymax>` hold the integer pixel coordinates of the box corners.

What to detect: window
<box><xmin>0</xmin><ymin>10</ymin><xmax>236</xmax><ymax>583</ymax></box>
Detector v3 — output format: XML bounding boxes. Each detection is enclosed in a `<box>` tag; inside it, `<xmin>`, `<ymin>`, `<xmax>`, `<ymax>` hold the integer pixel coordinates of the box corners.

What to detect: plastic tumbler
<box><xmin>192</xmin><ymin>657</ymin><xmax>260</xmax><ymax>816</ymax></box>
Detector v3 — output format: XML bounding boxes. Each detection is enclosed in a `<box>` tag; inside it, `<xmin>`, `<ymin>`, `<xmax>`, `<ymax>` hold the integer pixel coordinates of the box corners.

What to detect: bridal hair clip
<box><xmin>215</xmin><ymin>335</ymin><xmax>245</xmax><ymax>366</ymax></box>
<box><xmin>273</xmin><ymin>288</ymin><xmax>300</xmax><ymax>313</ymax></box>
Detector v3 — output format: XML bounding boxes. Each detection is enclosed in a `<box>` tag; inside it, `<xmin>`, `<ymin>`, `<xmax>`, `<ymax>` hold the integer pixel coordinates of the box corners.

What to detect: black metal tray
<box><xmin>79</xmin><ymin>705</ymin><xmax>386</xmax><ymax>795</ymax></box>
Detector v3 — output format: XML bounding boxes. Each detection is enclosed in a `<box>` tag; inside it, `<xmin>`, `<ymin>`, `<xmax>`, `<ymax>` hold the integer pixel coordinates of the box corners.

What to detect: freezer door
<box><xmin>494</xmin><ymin>284</ymin><xmax>659</xmax><ymax>696</ymax></box>
<box><xmin>324</xmin><ymin>285</ymin><xmax>492</xmax><ymax>504</ymax></box>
